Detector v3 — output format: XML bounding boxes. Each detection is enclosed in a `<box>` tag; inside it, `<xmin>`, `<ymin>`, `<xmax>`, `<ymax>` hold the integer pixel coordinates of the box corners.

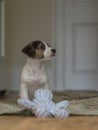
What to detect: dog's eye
<box><xmin>39</xmin><ymin>45</ymin><xmax>45</xmax><ymax>50</ymax></box>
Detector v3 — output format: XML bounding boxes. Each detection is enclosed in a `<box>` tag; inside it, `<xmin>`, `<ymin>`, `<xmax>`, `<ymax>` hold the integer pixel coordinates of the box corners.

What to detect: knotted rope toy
<box><xmin>17</xmin><ymin>89</ymin><xmax>70</xmax><ymax>119</ymax></box>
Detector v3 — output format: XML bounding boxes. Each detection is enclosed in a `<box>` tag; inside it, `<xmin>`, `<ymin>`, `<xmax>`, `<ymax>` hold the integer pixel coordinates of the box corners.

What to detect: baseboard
<box><xmin>0</xmin><ymin>89</ymin><xmax>7</xmax><ymax>96</ymax></box>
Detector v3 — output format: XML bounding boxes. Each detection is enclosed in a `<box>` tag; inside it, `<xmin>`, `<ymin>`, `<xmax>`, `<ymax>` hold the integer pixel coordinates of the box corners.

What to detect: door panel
<box><xmin>72</xmin><ymin>24</ymin><xmax>98</xmax><ymax>73</ymax></box>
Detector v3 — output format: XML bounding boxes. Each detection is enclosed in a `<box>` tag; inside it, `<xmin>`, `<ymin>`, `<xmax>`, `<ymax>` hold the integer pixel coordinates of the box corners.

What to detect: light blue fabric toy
<box><xmin>17</xmin><ymin>89</ymin><xmax>70</xmax><ymax>119</ymax></box>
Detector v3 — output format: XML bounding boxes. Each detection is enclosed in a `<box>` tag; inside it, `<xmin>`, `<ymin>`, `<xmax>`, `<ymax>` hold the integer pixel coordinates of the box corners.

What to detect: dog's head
<box><xmin>22</xmin><ymin>40</ymin><xmax>56</xmax><ymax>60</ymax></box>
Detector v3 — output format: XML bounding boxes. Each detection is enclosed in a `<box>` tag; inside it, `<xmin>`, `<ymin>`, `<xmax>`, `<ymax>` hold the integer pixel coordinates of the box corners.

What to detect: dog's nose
<box><xmin>52</xmin><ymin>49</ymin><xmax>56</xmax><ymax>54</ymax></box>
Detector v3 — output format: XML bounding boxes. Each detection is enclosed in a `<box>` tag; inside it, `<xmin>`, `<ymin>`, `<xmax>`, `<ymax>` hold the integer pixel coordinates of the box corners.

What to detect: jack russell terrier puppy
<box><xmin>20</xmin><ymin>40</ymin><xmax>56</xmax><ymax>99</ymax></box>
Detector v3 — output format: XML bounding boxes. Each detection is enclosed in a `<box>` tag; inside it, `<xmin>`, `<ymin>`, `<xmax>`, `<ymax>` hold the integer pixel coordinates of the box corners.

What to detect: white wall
<box><xmin>5</xmin><ymin>0</ymin><xmax>54</xmax><ymax>90</ymax></box>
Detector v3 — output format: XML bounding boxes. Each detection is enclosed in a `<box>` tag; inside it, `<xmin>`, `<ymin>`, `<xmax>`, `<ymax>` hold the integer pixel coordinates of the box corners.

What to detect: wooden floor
<box><xmin>0</xmin><ymin>115</ymin><xmax>98</xmax><ymax>130</ymax></box>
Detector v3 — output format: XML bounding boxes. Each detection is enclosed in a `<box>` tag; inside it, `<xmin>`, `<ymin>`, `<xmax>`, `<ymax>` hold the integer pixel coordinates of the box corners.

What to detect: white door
<box><xmin>54</xmin><ymin>0</ymin><xmax>98</xmax><ymax>91</ymax></box>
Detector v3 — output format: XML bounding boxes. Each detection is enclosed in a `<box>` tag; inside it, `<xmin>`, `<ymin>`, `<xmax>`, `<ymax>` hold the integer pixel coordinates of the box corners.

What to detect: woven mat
<box><xmin>0</xmin><ymin>91</ymin><xmax>98</xmax><ymax>115</ymax></box>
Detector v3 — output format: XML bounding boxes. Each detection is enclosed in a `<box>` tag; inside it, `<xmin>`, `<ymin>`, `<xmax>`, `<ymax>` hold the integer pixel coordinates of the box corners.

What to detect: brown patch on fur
<box><xmin>35</xmin><ymin>49</ymin><xmax>44</xmax><ymax>59</ymax></box>
<box><xmin>34</xmin><ymin>42</ymin><xmax>45</xmax><ymax>59</ymax></box>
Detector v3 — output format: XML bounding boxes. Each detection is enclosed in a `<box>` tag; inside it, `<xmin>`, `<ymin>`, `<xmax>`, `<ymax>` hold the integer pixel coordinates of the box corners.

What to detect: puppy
<box><xmin>20</xmin><ymin>40</ymin><xmax>56</xmax><ymax>99</ymax></box>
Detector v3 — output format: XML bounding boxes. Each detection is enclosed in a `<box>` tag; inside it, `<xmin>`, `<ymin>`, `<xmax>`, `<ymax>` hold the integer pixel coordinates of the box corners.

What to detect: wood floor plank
<box><xmin>0</xmin><ymin>116</ymin><xmax>98</xmax><ymax>130</ymax></box>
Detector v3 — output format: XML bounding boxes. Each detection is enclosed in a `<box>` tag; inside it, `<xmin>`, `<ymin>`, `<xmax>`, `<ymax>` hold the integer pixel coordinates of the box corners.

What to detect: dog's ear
<box><xmin>22</xmin><ymin>42</ymin><xmax>35</xmax><ymax>58</ymax></box>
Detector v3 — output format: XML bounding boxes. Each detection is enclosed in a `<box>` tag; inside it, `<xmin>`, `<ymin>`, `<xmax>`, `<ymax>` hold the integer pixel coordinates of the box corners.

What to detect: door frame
<box><xmin>0</xmin><ymin>0</ymin><xmax>5</xmax><ymax>57</ymax></box>
<box><xmin>52</xmin><ymin>0</ymin><xmax>65</xmax><ymax>90</ymax></box>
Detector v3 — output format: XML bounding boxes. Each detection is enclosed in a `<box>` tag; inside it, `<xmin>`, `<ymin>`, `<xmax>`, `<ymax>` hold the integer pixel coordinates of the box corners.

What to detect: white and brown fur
<box><xmin>20</xmin><ymin>40</ymin><xmax>56</xmax><ymax>99</ymax></box>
